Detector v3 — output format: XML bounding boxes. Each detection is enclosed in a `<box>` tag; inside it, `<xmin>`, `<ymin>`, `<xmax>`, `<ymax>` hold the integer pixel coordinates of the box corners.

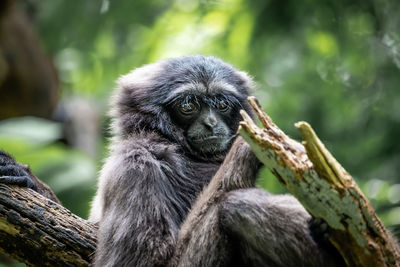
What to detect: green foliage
<box><xmin>0</xmin><ymin>117</ymin><xmax>96</xmax><ymax>218</ymax></box>
<box><xmin>2</xmin><ymin>0</ymin><xmax>399</xmax><ymax>234</ymax></box>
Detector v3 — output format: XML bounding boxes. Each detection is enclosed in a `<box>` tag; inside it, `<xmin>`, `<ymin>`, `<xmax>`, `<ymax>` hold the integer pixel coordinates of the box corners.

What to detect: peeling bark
<box><xmin>239</xmin><ymin>96</ymin><xmax>400</xmax><ymax>267</ymax></box>
<box><xmin>0</xmin><ymin>184</ymin><xmax>97</xmax><ymax>266</ymax></box>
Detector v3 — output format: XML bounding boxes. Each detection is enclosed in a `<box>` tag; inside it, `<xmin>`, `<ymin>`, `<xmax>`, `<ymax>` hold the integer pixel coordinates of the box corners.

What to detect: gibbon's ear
<box><xmin>109</xmin><ymin>60</ymin><xmax>177</xmax><ymax>137</ymax></box>
<box><xmin>227</xmin><ymin>70</ymin><xmax>257</xmax><ymax>119</ymax></box>
<box><xmin>236</xmin><ymin>70</ymin><xmax>256</xmax><ymax>94</ymax></box>
<box><xmin>117</xmin><ymin>62</ymin><xmax>165</xmax><ymax>96</ymax></box>
<box><xmin>113</xmin><ymin>61</ymin><xmax>166</xmax><ymax>111</ymax></box>
<box><xmin>109</xmin><ymin>60</ymin><xmax>169</xmax><ymax>122</ymax></box>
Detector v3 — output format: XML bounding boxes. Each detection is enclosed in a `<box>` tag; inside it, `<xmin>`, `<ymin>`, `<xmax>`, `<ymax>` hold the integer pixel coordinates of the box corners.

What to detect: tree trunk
<box><xmin>238</xmin><ymin>96</ymin><xmax>400</xmax><ymax>267</ymax></box>
<box><xmin>0</xmin><ymin>0</ymin><xmax>59</xmax><ymax>120</ymax></box>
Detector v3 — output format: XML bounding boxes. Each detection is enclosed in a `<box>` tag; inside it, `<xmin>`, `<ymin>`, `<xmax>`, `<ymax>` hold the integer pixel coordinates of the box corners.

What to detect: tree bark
<box><xmin>238</xmin><ymin>96</ymin><xmax>400</xmax><ymax>267</ymax></box>
<box><xmin>0</xmin><ymin>184</ymin><xmax>97</xmax><ymax>266</ymax></box>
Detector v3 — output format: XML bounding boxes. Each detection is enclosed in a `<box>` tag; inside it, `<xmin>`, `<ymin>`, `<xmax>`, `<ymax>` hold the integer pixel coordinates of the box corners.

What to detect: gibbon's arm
<box><xmin>169</xmin><ymin>137</ymin><xmax>262</xmax><ymax>266</ymax></box>
<box><xmin>94</xmin><ymin>139</ymin><xmax>184</xmax><ymax>267</ymax></box>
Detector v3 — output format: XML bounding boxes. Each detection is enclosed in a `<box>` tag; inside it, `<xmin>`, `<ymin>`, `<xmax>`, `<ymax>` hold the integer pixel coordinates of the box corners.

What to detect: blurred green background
<box><xmin>0</xmin><ymin>0</ymin><xmax>399</xmax><ymax>252</ymax></box>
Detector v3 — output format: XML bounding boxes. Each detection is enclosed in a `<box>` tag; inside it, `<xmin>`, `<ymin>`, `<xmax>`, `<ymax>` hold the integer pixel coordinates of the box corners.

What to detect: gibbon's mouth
<box><xmin>188</xmin><ymin>135</ymin><xmax>231</xmax><ymax>155</ymax></box>
<box><xmin>190</xmin><ymin>135</ymin><xmax>226</xmax><ymax>143</ymax></box>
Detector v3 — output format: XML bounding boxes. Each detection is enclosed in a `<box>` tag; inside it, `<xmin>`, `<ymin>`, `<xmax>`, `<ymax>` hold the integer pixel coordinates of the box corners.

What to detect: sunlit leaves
<box><xmin>307</xmin><ymin>31</ymin><xmax>339</xmax><ymax>57</ymax></box>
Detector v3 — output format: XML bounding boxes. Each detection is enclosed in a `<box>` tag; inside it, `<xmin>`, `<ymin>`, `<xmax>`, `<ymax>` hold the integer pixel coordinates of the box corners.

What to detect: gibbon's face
<box><xmin>115</xmin><ymin>55</ymin><xmax>253</xmax><ymax>159</ymax></box>
<box><xmin>168</xmin><ymin>92</ymin><xmax>242</xmax><ymax>156</ymax></box>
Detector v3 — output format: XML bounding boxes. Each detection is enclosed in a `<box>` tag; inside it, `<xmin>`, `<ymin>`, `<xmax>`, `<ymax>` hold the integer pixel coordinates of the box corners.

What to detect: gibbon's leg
<box><xmin>219</xmin><ymin>188</ymin><xmax>346</xmax><ymax>267</ymax></box>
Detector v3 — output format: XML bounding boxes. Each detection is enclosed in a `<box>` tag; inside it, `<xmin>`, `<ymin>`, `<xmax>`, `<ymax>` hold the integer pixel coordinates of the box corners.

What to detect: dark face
<box><xmin>115</xmin><ymin>55</ymin><xmax>253</xmax><ymax>161</ymax></box>
<box><xmin>168</xmin><ymin>93</ymin><xmax>241</xmax><ymax>157</ymax></box>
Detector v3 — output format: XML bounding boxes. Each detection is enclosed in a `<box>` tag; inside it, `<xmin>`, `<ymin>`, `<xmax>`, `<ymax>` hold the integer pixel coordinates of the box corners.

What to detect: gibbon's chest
<box><xmin>161</xmin><ymin>159</ymin><xmax>220</xmax><ymax>221</ymax></box>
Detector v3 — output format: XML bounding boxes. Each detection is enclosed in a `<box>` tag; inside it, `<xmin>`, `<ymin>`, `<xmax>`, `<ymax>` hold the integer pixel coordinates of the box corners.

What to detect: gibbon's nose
<box><xmin>203</xmin><ymin>112</ymin><xmax>218</xmax><ymax>129</ymax></box>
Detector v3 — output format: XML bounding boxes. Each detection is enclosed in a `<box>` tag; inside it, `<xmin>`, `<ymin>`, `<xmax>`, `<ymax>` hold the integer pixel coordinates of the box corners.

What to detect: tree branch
<box><xmin>239</xmin><ymin>96</ymin><xmax>400</xmax><ymax>267</ymax></box>
<box><xmin>0</xmin><ymin>184</ymin><xmax>97</xmax><ymax>266</ymax></box>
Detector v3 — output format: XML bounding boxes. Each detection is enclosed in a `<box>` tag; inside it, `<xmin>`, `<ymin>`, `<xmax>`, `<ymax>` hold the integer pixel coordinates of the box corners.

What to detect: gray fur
<box><xmin>220</xmin><ymin>189</ymin><xmax>340</xmax><ymax>267</ymax></box>
<box><xmin>89</xmin><ymin>55</ymin><xmax>345</xmax><ymax>267</ymax></box>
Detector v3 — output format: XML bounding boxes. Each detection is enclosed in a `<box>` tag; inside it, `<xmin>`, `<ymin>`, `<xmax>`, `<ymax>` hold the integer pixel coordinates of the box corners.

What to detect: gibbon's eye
<box><xmin>216</xmin><ymin>100</ymin><xmax>229</xmax><ymax>112</ymax></box>
<box><xmin>179</xmin><ymin>102</ymin><xmax>198</xmax><ymax>115</ymax></box>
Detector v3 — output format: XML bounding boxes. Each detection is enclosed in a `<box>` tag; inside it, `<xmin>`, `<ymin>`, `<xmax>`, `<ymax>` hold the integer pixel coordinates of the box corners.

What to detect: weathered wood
<box><xmin>0</xmin><ymin>184</ymin><xmax>97</xmax><ymax>266</ymax></box>
<box><xmin>239</xmin><ymin>96</ymin><xmax>400</xmax><ymax>267</ymax></box>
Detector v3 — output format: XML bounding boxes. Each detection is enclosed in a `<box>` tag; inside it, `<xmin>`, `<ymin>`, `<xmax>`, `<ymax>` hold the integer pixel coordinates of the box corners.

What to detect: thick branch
<box><xmin>239</xmin><ymin>96</ymin><xmax>400</xmax><ymax>267</ymax></box>
<box><xmin>0</xmin><ymin>184</ymin><xmax>97</xmax><ymax>266</ymax></box>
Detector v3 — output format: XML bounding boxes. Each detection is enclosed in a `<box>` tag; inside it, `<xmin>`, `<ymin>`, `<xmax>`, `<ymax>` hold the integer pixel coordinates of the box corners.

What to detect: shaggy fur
<box><xmin>87</xmin><ymin>55</ymin><xmax>345</xmax><ymax>267</ymax></box>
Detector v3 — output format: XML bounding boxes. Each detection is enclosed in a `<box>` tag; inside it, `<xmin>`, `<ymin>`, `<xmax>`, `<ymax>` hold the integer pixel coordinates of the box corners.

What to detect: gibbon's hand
<box><xmin>0</xmin><ymin>150</ymin><xmax>37</xmax><ymax>190</ymax></box>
